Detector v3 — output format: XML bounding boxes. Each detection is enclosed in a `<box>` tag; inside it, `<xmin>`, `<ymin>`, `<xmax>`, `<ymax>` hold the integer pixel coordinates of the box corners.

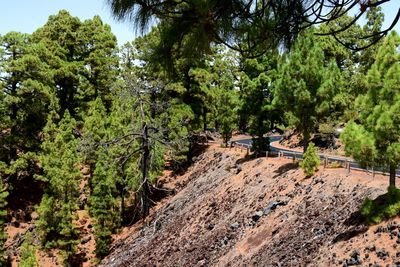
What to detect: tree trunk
<box><xmin>137</xmin><ymin>93</ymin><xmax>151</xmax><ymax>218</ymax></box>
<box><xmin>389</xmin><ymin>164</ymin><xmax>396</xmax><ymax>188</ymax></box>
<box><xmin>120</xmin><ymin>187</ymin><xmax>125</xmax><ymax>222</ymax></box>
<box><xmin>141</xmin><ymin>123</ymin><xmax>150</xmax><ymax>218</ymax></box>
<box><xmin>203</xmin><ymin>107</ymin><xmax>207</xmax><ymax>132</ymax></box>
<box><xmin>302</xmin><ymin>115</ymin><xmax>310</xmax><ymax>153</ymax></box>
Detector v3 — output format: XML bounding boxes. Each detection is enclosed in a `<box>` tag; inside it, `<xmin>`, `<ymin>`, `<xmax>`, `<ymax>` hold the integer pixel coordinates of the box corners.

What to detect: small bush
<box><xmin>327</xmin><ymin>161</ymin><xmax>341</xmax><ymax>168</ymax></box>
<box><xmin>299</xmin><ymin>142</ymin><xmax>320</xmax><ymax>177</ymax></box>
<box><xmin>20</xmin><ymin>233</ymin><xmax>39</xmax><ymax>267</ymax></box>
<box><xmin>361</xmin><ymin>187</ymin><xmax>400</xmax><ymax>225</ymax></box>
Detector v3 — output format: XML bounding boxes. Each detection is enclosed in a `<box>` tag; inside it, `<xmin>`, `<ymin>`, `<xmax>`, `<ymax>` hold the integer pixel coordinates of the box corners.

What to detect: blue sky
<box><xmin>0</xmin><ymin>1</ymin><xmax>399</xmax><ymax>46</ymax></box>
<box><xmin>0</xmin><ymin>0</ymin><xmax>136</xmax><ymax>45</ymax></box>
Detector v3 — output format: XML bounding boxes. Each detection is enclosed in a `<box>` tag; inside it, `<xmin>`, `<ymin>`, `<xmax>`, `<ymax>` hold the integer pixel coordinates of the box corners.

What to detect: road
<box><xmin>233</xmin><ymin>136</ymin><xmax>400</xmax><ymax>176</ymax></box>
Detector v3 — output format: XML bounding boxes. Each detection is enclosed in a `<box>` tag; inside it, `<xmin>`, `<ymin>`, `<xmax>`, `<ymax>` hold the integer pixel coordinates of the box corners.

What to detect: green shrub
<box><xmin>20</xmin><ymin>233</ymin><xmax>39</xmax><ymax>267</ymax></box>
<box><xmin>327</xmin><ymin>161</ymin><xmax>341</xmax><ymax>168</ymax></box>
<box><xmin>299</xmin><ymin>142</ymin><xmax>320</xmax><ymax>177</ymax></box>
<box><xmin>361</xmin><ymin>187</ymin><xmax>400</xmax><ymax>225</ymax></box>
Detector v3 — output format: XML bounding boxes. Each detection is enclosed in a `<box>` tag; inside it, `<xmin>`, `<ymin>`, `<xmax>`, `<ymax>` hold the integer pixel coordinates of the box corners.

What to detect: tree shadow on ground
<box><xmin>332</xmin><ymin>210</ymin><xmax>368</xmax><ymax>243</ymax></box>
<box><xmin>168</xmin><ymin>143</ymin><xmax>209</xmax><ymax>176</ymax></box>
<box><xmin>273</xmin><ymin>162</ymin><xmax>299</xmax><ymax>178</ymax></box>
<box><xmin>332</xmin><ymin>193</ymin><xmax>392</xmax><ymax>243</ymax></box>
<box><xmin>235</xmin><ymin>153</ymin><xmax>255</xmax><ymax>165</ymax></box>
<box><xmin>235</xmin><ymin>149</ymin><xmax>272</xmax><ymax>165</ymax></box>
<box><xmin>69</xmin><ymin>252</ymin><xmax>86</xmax><ymax>267</ymax></box>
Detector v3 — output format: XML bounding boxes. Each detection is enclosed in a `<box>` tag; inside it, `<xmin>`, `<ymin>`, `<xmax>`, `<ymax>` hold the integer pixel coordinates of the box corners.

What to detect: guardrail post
<box><xmin>324</xmin><ymin>155</ymin><xmax>327</xmax><ymax>168</ymax></box>
<box><xmin>246</xmin><ymin>147</ymin><xmax>249</xmax><ymax>156</ymax></box>
<box><xmin>347</xmin><ymin>162</ymin><xmax>350</xmax><ymax>174</ymax></box>
<box><xmin>372</xmin><ymin>166</ymin><xmax>375</xmax><ymax>178</ymax></box>
<box><xmin>292</xmin><ymin>155</ymin><xmax>295</xmax><ymax>163</ymax></box>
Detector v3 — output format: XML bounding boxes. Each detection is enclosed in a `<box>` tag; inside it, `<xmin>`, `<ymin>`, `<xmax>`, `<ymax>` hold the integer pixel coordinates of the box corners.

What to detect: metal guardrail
<box><xmin>230</xmin><ymin>137</ymin><xmax>399</xmax><ymax>177</ymax></box>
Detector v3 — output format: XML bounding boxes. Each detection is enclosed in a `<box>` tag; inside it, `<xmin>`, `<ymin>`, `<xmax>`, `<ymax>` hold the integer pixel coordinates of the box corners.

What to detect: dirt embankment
<box><xmin>101</xmin><ymin>143</ymin><xmax>400</xmax><ymax>267</ymax></box>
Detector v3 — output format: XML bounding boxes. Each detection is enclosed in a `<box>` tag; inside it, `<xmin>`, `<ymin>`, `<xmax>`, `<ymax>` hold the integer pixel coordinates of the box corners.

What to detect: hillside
<box><xmin>99</xmin><ymin>142</ymin><xmax>400</xmax><ymax>267</ymax></box>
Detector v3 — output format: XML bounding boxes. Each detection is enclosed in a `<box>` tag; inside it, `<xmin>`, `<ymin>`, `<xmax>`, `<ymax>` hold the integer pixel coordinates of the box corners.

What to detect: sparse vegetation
<box><xmin>361</xmin><ymin>186</ymin><xmax>400</xmax><ymax>225</ymax></box>
<box><xmin>19</xmin><ymin>233</ymin><xmax>39</xmax><ymax>267</ymax></box>
<box><xmin>327</xmin><ymin>161</ymin><xmax>342</xmax><ymax>168</ymax></box>
<box><xmin>299</xmin><ymin>143</ymin><xmax>320</xmax><ymax>177</ymax></box>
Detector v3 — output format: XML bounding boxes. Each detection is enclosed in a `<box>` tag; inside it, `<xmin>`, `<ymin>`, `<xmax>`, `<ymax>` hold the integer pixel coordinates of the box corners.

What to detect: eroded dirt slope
<box><xmin>101</xmin><ymin>144</ymin><xmax>400</xmax><ymax>267</ymax></box>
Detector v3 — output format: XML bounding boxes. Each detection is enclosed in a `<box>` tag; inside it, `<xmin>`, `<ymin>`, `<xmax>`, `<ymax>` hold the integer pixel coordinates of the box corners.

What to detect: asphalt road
<box><xmin>233</xmin><ymin>136</ymin><xmax>399</xmax><ymax>176</ymax></box>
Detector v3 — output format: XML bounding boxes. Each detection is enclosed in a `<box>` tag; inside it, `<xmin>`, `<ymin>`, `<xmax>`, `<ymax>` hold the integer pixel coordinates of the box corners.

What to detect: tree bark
<box><xmin>120</xmin><ymin>187</ymin><xmax>125</xmax><ymax>222</ymax></box>
<box><xmin>389</xmin><ymin>164</ymin><xmax>396</xmax><ymax>188</ymax></box>
<box><xmin>302</xmin><ymin>115</ymin><xmax>310</xmax><ymax>153</ymax></box>
<box><xmin>141</xmin><ymin>122</ymin><xmax>150</xmax><ymax>218</ymax></box>
<box><xmin>138</xmin><ymin>93</ymin><xmax>150</xmax><ymax>218</ymax></box>
<box><xmin>203</xmin><ymin>107</ymin><xmax>207</xmax><ymax>132</ymax></box>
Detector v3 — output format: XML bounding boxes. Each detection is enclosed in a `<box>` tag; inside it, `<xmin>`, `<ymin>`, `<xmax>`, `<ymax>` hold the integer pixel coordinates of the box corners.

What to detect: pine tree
<box><xmin>299</xmin><ymin>142</ymin><xmax>320</xmax><ymax>177</ymax></box>
<box><xmin>341</xmin><ymin>32</ymin><xmax>400</xmax><ymax>188</ymax></box>
<box><xmin>36</xmin><ymin>111</ymin><xmax>81</xmax><ymax>264</ymax></box>
<box><xmin>0</xmin><ymin>31</ymin><xmax>54</xmax><ymax>199</ymax></box>
<box><xmin>217</xmin><ymin>88</ymin><xmax>238</xmax><ymax>147</ymax></box>
<box><xmin>89</xmin><ymin>149</ymin><xmax>118</xmax><ymax>259</ymax></box>
<box><xmin>81</xmin><ymin>97</ymin><xmax>109</xmax><ymax>191</ymax></box>
<box><xmin>274</xmin><ymin>30</ymin><xmax>343</xmax><ymax>152</ymax></box>
<box><xmin>189</xmin><ymin>46</ymin><xmax>239</xmax><ymax>146</ymax></box>
<box><xmin>239</xmin><ymin>51</ymin><xmax>281</xmax><ymax>156</ymax></box>
<box><xmin>0</xmin><ymin>165</ymin><xmax>8</xmax><ymax>265</ymax></box>
<box><xmin>31</xmin><ymin>10</ymin><xmax>118</xmax><ymax>116</ymax></box>
<box><xmin>19</xmin><ymin>232</ymin><xmax>39</xmax><ymax>267</ymax></box>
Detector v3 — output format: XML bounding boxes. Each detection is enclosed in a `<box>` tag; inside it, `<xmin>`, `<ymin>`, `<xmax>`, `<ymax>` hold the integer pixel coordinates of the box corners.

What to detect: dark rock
<box><xmin>206</xmin><ymin>223</ymin><xmax>214</xmax><ymax>230</ymax></box>
<box><xmin>11</xmin><ymin>221</ymin><xmax>20</xmax><ymax>228</ymax></box>
<box><xmin>351</xmin><ymin>250</ymin><xmax>360</xmax><ymax>258</ymax></box>
<box><xmin>186</xmin><ymin>246</ymin><xmax>195</xmax><ymax>253</ymax></box>
<box><xmin>252</xmin><ymin>211</ymin><xmax>263</xmax><ymax>222</ymax></box>
<box><xmin>236</xmin><ymin>165</ymin><xmax>242</xmax><ymax>174</ymax></box>
<box><xmin>375</xmin><ymin>226</ymin><xmax>387</xmax><ymax>234</ymax></box>
<box><xmin>388</xmin><ymin>222</ymin><xmax>398</xmax><ymax>231</ymax></box>
<box><xmin>344</xmin><ymin>250</ymin><xmax>362</xmax><ymax>266</ymax></box>
<box><xmin>230</xmin><ymin>222</ymin><xmax>240</xmax><ymax>230</ymax></box>
<box><xmin>262</xmin><ymin>200</ymin><xmax>288</xmax><ymax>216</ymax></box>
<box><xmin>376</xmin><ymin>249</ymin><xmax>389</xmax><ymax>259</ymax></box>
<box><xmin>214</xmin><ymin>152</ymin><xmax>222</xmax><ymax>158</ymax></box>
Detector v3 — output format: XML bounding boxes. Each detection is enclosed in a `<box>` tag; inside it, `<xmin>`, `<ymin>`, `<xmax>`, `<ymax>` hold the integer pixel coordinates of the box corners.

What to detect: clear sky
<box><xmin>0</xmin><ymin>1</ymin><xmax>399</xmax><ymax>46</ymax></box>
<box><xmin>0</xmin><ymin>0</ymin><xmax>136</xmax><ymax>45</ymax></box>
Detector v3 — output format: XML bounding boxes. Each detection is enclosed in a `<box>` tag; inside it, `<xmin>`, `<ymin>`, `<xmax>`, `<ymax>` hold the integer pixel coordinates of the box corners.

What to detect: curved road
<box><xmin>233</xmin><ymin>136</ymin><xmax>400</xmax><ymax>176</ymax></box>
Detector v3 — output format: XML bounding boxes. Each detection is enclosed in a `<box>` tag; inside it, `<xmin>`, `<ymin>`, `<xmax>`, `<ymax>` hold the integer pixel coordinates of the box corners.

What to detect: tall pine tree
<box><xmin>36</xmin><ymin>111</ymin><xmax>81</xmax><ymax>264</ymax></box>
<box><xmin>274</xmin><ymin>31</ymin><xmax>343</xmax><ymax>152</ymax></box>
<box><xmin>341</xmin><ymin>32</ymin><xmax>400</xmax><ymax>188</ymax></box>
